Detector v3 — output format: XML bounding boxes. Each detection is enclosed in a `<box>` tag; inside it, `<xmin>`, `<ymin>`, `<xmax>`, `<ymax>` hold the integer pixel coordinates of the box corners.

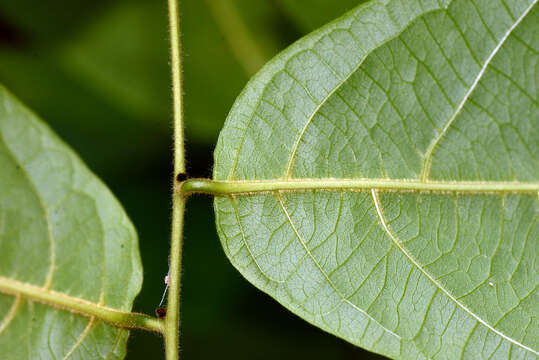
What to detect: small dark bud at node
<box><xmin>176</xmin><ymin>172</ymin><xmax>187</xmax><ymax>182</ymax></box>
<box><xmin>155</xmin><ymin>307</ymin><xmax>167</xmax><ymax>318</ymax></box>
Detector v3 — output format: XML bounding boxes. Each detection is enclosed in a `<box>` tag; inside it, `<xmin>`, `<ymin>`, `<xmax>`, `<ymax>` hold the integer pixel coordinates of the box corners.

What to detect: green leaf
<box><xmin>0</xmin><ymin>86</ymin><xmax>143</xmax><ymax>359</ymax></box>
<box><xmin>213</xmin><ymin>0</ymin><xmax>538</xmax><ymax>358</ymax></box>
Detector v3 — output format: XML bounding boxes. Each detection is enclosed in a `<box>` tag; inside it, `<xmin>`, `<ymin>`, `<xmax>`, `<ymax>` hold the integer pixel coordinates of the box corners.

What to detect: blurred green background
<box><xmin>0</xmin><ymin>0</ymin><xmax>385</xmax><ymax>358</ymax></box>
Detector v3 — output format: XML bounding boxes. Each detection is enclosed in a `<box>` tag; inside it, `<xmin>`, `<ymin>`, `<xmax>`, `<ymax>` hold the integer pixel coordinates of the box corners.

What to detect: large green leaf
<box><xmin>213</xmin><ymin>0</ymin><xmax>538</xmax><ymax>359</ymax></box>
<box><xmin>0</xmin><ymin>86</ymin><xmax>142</xmax><ymax>359</ymax></box>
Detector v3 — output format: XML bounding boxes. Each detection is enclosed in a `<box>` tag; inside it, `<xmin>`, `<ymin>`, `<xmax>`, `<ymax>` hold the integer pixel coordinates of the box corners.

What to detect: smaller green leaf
<box><xmin>0</xmin><ymin>86</ymin><xmax>143</xmax><ymax>359</ymax></box>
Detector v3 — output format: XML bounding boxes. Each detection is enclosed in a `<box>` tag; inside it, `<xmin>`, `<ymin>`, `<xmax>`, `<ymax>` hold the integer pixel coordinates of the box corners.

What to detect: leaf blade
<box><xmin>213</xmin><ymin>0</ymin><xmax>538</xmax><ymax>358</ymax></box>
<box><xmin>0</xmin><ymin>86</ymin><xmax>143</xmax><ymax>359</ymax></box>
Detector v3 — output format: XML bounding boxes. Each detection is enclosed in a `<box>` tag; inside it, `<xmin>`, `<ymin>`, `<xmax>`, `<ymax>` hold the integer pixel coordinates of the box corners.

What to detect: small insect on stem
<box><xmin>155</xmin><ymin>272</ymin><xmax>170</xmax><ymax>318</ymax></box>
<box><xmin>155</xmin><ymin>307</ymin><xmax>167</xmax><ymax>319</ymax></box>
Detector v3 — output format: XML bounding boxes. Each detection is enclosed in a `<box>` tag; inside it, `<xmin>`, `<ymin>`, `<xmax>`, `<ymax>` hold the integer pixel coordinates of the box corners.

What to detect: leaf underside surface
<box><xmin>213</xmin><ymin>0</ymin><xmax>538</xmax><ymax>359</ymax></box>
<box><xmin>0</xmin><ymin>87</ymin><xmax>143</xmax><ymax>359</ymax></box>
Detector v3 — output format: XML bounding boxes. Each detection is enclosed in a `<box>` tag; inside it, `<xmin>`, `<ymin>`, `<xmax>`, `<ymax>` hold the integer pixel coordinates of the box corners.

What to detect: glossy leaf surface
<box><xmin>213</xmin><ymin>0</ymin><xmax>538</xmax><ymax>358</ymax></box>
<box><xmin>0</xmin><ymin>87</ymin><xmax>142</xmax><ymax>359</ymax></box>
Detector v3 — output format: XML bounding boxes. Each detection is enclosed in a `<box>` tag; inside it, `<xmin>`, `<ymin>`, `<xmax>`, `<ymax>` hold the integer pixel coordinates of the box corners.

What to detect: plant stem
<box><xmin>169</xmin><ymin>0</ymin><xmax>185</xmax><ymax>173</ymax></box>
<box><xmin>166</xmin><ymin>0</ymin><xmax>186</xmax><ymax>359</ymax></box>
<box><xmin>166</xmin><ymin>197</ymin><xmax>185</xmax><ymax>360</ymax></box>
<box><xmin>180</xmin><ymin>178</ymin><xmax>539</xmax><ymax>195</ymax></box>
<box><xmin>0</xmin><ymin>277</ymin><xmax>163</xmax><ymax>333</ymax></box>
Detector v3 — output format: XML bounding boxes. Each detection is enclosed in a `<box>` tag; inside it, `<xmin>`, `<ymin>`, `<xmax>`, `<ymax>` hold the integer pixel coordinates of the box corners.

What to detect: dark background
<box><xmin>0</xmin><ymin>0</ymin><xmax>385</xmax><ymax>358</ymax></box>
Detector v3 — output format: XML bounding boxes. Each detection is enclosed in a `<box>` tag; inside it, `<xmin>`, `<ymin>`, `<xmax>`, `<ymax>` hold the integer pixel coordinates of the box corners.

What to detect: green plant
<box><xmin>0</xmin><ymin>0</ymin><xmax>537</xmax><ymax>359</ymax></box>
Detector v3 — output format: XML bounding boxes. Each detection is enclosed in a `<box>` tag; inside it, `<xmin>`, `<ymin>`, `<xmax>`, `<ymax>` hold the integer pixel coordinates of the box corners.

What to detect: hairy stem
<box><xmin>166</xmin><ymin>197</ymin><xmax>185</xmax><ymax>360</ymax></box>
<box><xmin>169</xmin><ymin>0</ymin><xmax>185</xmax><ymax>173</ymax></box>
<box><xmin>0</xmin><ymin>277</ymin><xmax>163</xmax><ymax>333</ymax></box>
<box><xmin>166</xmin><ymin>0</ymin><xmax>186</xmax><ymax>359</ymax></box>
<box><xmin>180</xmin><ymin>178</ymin><xmax>539</xmax><ymax>195</ymax></box>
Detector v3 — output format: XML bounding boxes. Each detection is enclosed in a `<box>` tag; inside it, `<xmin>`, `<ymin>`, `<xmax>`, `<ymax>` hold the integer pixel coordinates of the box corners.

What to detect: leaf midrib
<box><xmin>0</xmin><ymin>276</ymin><xmax>163</xmax><ymax>333</ymax></box>
<box><xmin>183</xmin><ymin>178</ymin><xmax>539</xmax><ymax>195</ymax></box>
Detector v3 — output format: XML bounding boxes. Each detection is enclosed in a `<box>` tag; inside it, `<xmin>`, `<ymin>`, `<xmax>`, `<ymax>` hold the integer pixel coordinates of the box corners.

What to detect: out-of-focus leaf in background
<box><xmin>59</xmin><ymin>1</ymin><xmax>171</xmax><ymax>124</ymax></box>
<box><xmin>0</xmin><ymin>1</ymin><xmax>380</xmax><ymax>359</ymax></box>
<box><xmin>0</xmin><ymin>0</ymin><xmax>109</xmax><ymax>45</ymax></box>
<box><xmin>277</xmin><ymin>0</ymin><xmax>364</xmax><ymax>32</ymax></box>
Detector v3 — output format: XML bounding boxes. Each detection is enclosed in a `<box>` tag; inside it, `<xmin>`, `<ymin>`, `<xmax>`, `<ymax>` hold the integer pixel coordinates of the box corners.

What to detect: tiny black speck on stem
<box><xmin>176</xmin><ymin>172</ymin><xmax>187</xmax><ymax>182</ymax></box>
